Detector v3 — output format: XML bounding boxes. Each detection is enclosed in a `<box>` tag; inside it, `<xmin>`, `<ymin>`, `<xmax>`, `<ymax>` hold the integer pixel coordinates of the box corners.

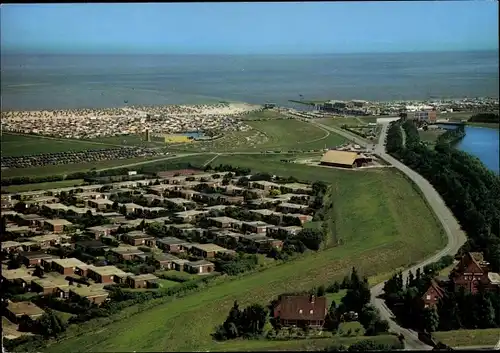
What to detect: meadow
<box><xmin>433</xmin><ymin>328</ymin><xmax>500</xmax><ymax>347</ymax></box>
<box><xmin>1</xmin><ymin>179</ymin><xmax>86</xmax><ymax>193</ymax></box>
<box><xmin>1</xmin><ymin>133</ymin><xmax>119</xmax><ymax>157</ymax></box>
<box><xmin>43</xmin><ymin>157</ymin><xmax>446</xmax><ymax>352</ymax></box>
<box><xmin>170</xmin><ymin>119</ymin><xmax>346</xmax><ymax>153</ymax></box>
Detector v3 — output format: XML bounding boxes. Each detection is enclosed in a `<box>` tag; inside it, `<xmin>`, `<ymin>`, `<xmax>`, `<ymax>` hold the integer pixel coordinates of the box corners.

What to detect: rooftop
<box><xmin>45</xmin><ymin>218</ymin><xmax>73</xmax><ymax>226</ymax></box>
<box><xmin>7</xmin><ymin>301</ymin><xmax>45</xmax><ymax>317</ymax></box>
<box><xmin>52</xmin><ymin>258</ymin><xmax>87</xmax><ymax>268</ymax></box>
<box><xmin>320</xmin><ymin>150</ymin><xmax>359</xmax><ymax>166</ymax></box>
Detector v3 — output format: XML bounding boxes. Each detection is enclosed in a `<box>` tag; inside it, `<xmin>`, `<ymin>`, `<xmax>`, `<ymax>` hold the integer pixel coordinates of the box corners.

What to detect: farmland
<box><xmin>1</xmin><ymin>133</ymin><xmax>119</xmax><ymax>157</ymax></box>
<box><xmin>43</xmin><ymin>159</ymin><xmax>446</xmax><ymax>352</ymax></box>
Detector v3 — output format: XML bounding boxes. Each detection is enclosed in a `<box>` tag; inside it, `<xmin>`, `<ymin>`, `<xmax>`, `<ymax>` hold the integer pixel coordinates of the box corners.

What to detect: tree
<box><xmin>33</xmin><ymin>265</ymin><xmax>44</xmax><ymax>278</ymax></box>
<box><xmin>324</xmin><ymin>300</ymin><xmax>340</xmax><ymax>332</ymax></box>
<box><xmin>422</xmin><ymin>307</ymin><xmax>439</xmax><ymax>333</ymax></box>
<box><xmin>38</xmin><ymin>309</ymin><xmax>67</xmax><ymax>337</ymax></box>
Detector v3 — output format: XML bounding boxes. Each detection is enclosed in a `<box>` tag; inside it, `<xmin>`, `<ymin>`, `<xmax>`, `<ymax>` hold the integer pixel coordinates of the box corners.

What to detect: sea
<box><xmin>1</xmin><ymin>50</ymin><xmax>498</xmax><ymax>172</ymax></box>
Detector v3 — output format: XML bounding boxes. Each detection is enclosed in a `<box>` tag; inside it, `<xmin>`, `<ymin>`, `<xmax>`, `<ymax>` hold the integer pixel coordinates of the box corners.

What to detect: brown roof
<box><xmin>275</xmin><ymin>295</ymin><xmax>327</xmax><ymax>321</ymax></box>
<box><xmin>423</xmin><ymin>279</ymin><xmax>445</xmax><ymax>300</ymax></box>
<box><xmin>320</xmin><ymin>150</ymin><xmax>359</xmax><ymax>166</ymax></box>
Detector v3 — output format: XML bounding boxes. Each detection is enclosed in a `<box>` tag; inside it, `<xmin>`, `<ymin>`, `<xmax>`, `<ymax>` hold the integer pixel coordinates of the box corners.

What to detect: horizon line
<box><xmin>1</xmin><ymin>48</ymin><xmax>498</xmax><ymax>56</ymax></box>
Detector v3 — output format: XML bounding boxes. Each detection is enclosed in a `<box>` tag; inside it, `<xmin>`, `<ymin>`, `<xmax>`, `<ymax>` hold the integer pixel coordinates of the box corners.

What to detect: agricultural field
<box><xmin>44</xmin><ymin>159</ymin><xmax>446</xmax><ymax>352</ymax></box>
<box><xmin>433</xmin><ymin>328</ymin><xmax>500</xmax><ymax>347</ymax></box>
<box><xmin>1</xmin><ymin>133</ymin><xmax>118</xmax><ymax>157</ymax></box>
<box><xmin>1</xmin><ymin>179</ymin><xmax>86</xmax><ymax>193</ymax></box>
<box><xmin>170</xmin><ymin>119</ymin><xmax>346</xmax><ymax>153</ymax></box>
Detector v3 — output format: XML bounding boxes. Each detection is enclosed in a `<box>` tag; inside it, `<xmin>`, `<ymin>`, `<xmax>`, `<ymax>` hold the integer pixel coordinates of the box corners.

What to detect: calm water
<box><xmin>1</xmin><ymin>51</ymin><xmax>498</xmax><ymax>110</ymax></box>
<box><xmin>438</xmin><ymin>125</ymin><xmax>500</xmax><ymax>174</ymax></box>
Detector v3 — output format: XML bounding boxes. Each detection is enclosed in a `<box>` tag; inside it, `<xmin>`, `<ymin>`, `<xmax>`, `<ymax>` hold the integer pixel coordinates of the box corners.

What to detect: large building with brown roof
<box><xmin>273</xmin><ymin>295</ymin><xmax>327</xmax><ymax>328</ymax></box>
<box><xmin>320</xmin><ymin>150</ymin><xmax>372</xmax><ymax>169</ymax></box>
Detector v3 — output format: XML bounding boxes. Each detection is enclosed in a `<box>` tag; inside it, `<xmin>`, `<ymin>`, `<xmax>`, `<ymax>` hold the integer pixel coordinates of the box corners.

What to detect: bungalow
<box><xmin>87</xmin><ymin>265</ymin><xmax>128</xmax><ymax>283</ymax></box>
<box><xmin>220</xmin><ymin>195</ymin><xmax>245</xmax><ymax>205</ymax></box>
<box><xmin>50</xmin><ymin>258</ymin><xmax>87</xmax><ymax>276</ymax></box>
<box><xmin>209</xmin><ymin>216</ymin><xmax>241</xmax><ymax>229</ymax></box>
<box><xmin>173</xmin><ymin>210</ymin><xmax>207</xmax><ymax>223</ymax></box>
<box><xmin>153</xmin><ymin>253</ymin><xmax>179</xmax><ymax>270</ymax></box>
<box><xmin>88</xmin><ymin>198</ymin><xmax>115</xmax><ymax>210</ymax></box>
<box><xmin>175</xmin><ymin>189</ymin><xmax>201</xmax><ymax>200</ymax></box>
<box><xmin>276</xmin><ymin>202</ymin><xmax>309</xmax><ymax>214</ymax></box>
<box><xmin>86</xmin><ymin>224</ymin><xmax>120</xmax><ymax>239</ymax></box>
<box><xmin>280</xmin><ymin>183</ymin><xmax>313</xmax><ymax>195</ymax></box>
<box><xmin>156</xmin><ymin>237</ymin><xmax>190</xmax><ymax>253</ymax></box>
<box><xmin>172</xmin><ymin>258</ymin><xmax>190</xmax><ymax>271</ymax></box>
<box><xmin>148</xmin><ymin>184</ymin><xmax>178</xmax><ymax>196</ymax></box>
<box><xmin>109</xmin><ymin>247</ymin><xmax>146</xmax><ymax>261</ymax></box>
<box><xmin>2</xmin><ymin>240</ymin><xmax>24</xmax><ymax>253</ymax></box>
<box><xmin>75</xmin><ymin>184</ymin><xmax>105</xmax><ymax>193</ymax></box>
<box><xmin>15</xmin><ymin>190</ymin><xmax>48</xmax><ymax>201</ymax></box>
<box><xmin>20</xmin><ymin>252</ymin><xmax>58</xmax><ymax>268</ymax></box>
<box><xmin>221</xmin><ymin>185</ymin><xmax>244</xmax><ymax>196</ymax></box>
<box><xmin>163</xmin><ymin>197</ymin><xmax>196</xmax><ymax>209</ymax></box>
<box><xmin>66</xmin><ymin>206</ymin><xmax>94</xmax><ymax>215</ymax></box>
<box><xmin>127</xmin><ymin>273</ymin><xmax>159</xmax><ymax>289</ymax></box>
<box><xmin>213</xmin><ymin>230</ymin><xmax>244</xmax><ymax>249</ymax></box>
<box><xmin>286</xmin><ymin>213</ymin><xmax>313</xmax><ymax>224</ymax></box>
<box><xmin>184</xmin><ymin>260</ymin><xmax>215</xmax><ymax>274</ymax></box>
<box><xmin>242</xmin><ymin>221</ymin><xmax>270</xmax><ymax>234</ymax></box>
<box><xmin>250</xmin><ymin>180</ymin><xmax>281</xmax><ymax>191</ymax></box>
<box><xmin>1</xmin><ymin>267</ymin><xmax>37</xmax><ymax>290</ymax></box>
<box><xmin>68</xmin><ymin>284</ymin><xmax>110</xmax><ymax>305</ymax></box>
<box><xmin>44</xmin><ymin>219</ymin><xmax>73</xmax><ymax>233</ymax></box>
<box><xmin>42</xmin><ymin>203</ymin><xmax>70</xmax><ymax>213</ymax></box>
<box><xmin>169</xmin><ymin>223</ymin><xmax>205</xmax><ymax>238</ymax></box>
<box><xmin>31</xmin><ymin>276</ymin><xmax>70</xmax><ymax>296</ymax></box>
<box><xmin>19</xmin><ymin>214</ymin><xmax>47</xmax><ymax>228</ymax></box>
<box><xmin>75</xmin><ymin>240</ymin><xmax>111</xmax><ymax>254</ymax></box>
<box><xmin>29</xmin><ymin>233</ymin><xmax>63</xmax><ymax>249</ymax></box>
<box><xmin>240</xmin><ymin>234</ymin><xmax>283</xmax><ymax>252</ymax></box>
<box><xmin>5</xmin><ymin>301</ymin><xmax>45</xmax><ymax>324</ymax></box>
<box><xmin>122</xmin><ymin>230</ymin><xmax>155</xmax><ymax>246</ymax></box>
<box><xmin>189</xmin><ymin>243</ymin><xmax>229</xmax><ymax>258</ymax></box>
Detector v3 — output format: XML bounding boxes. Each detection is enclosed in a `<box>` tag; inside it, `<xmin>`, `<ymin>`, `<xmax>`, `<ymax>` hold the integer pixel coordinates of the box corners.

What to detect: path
<box><xmin>202</xmin><ymin>153</ymin><xmax>221</xmax><ymax>167</ymax></box>
<box><xmin>401</xmin><ymin>125</ymin><xmax>407</xmax><ymax>147</ymax></box>
<box><xmin>495</xmin><ymin>336</ymin><xmax>500</xmax><ymax>350</ymax></box>
<box><xmin>370</xmin><ymin>122</ymin><xmax>467</xmax><ymax>350</ymax></box>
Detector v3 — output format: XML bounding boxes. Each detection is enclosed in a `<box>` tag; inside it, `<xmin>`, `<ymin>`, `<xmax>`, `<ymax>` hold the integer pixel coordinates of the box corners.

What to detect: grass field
<box><xmin>1</xmin><ymin>179</ymin><xmax>86</xmax><ymax>193</ymax></box>
<box><xmin>316</xmin><ymin>117</ymin><xmax>378</xmax><ymax>127</ymax></box>
<box><xmin>43</xmin><ymin>158</ymin><xmax>446</xmax><ymax>352</ymax></box>
<box><xmin>418</xmin><ymin>129</ymin><xmax>445</xmax><ymax>144</ymax></box>
<box><xmin>1</xmin><ymin>133</ymin><xmax>118</xmax><ymax>157</ymax></box>
<box><xmin>170</xmin><ymin>119</ymin><xmax>346</xmax><ymax>153</ymax></box>
<box><xmin>433</xmin><ymin>328</ymin><xmax>500</xmax><ymax>347</ymax></box>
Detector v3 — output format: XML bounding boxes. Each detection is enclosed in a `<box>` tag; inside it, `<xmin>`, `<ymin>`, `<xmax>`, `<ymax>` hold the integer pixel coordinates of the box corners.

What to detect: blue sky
<box><xmin>1</xmin><ymin>2</ymin><xmax>498</xmax><ymax>54</ymax></box>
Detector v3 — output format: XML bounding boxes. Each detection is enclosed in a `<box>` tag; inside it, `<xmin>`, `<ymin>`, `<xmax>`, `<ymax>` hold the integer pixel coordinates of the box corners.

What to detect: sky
<box><xmin>1</xmin><ymin>2</ymin><xmax>498</xmax><ymax>55</ymax></box>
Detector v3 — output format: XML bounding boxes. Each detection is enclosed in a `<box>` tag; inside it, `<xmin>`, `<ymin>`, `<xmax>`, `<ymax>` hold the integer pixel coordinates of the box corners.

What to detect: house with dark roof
<box><xmin>421</xmin><ymin>279</ymin><xmax>445</xmax><ymax>309</ymax></box>
<box><xmin>450</xmin><ymin>252</ymin><xmax>500</xmax><ymax>294</ymax></box>
<box><xmin>273</xmin><ymin>295</ymin><xmax>327</xmax><ymax>328</ymax></box>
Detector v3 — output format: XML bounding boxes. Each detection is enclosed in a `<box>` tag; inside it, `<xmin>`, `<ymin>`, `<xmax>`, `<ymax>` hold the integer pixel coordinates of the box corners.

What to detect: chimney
<box><xmin>309</xmin><ymin>294</ymin><xmax>315</xmax><ymax>304</ymax></box>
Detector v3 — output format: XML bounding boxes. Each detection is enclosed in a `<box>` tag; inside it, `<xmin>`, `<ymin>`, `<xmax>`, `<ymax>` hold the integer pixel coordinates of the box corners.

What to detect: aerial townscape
<box><xmin>1</xmin><ymin>2</ymin><xmax>500</xmax><ymax>353</ymax></box>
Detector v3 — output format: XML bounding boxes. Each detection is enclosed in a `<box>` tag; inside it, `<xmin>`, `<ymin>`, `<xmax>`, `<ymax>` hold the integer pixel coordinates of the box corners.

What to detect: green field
<box><xmin>1</xmin><ymin>133</ymin><xmax>118</xmax><ymax>157</ymax></box>
<box><xmin>433</xmin><ymin>328</ymin><xmax>500</xmax><ymax>347</ymax></box>
<box><xmin>1</xmin><ymin>179</ymin><xmax>86</xmax><ymax>193</ymax></box>
<box><xmin>418</xmin><ymin>129</ymin><xmax>445</xmax><ymax>144</ymax></box>
<box><xmin>316</xmin><ymin>117</ymin><xmax>377</xmax><ymax>128</ymax></box>
<box><xmin>170</xmin><ymin>119</ymin><xmax>346</xmax><ymax>153</ymax></box>
<box><xmin>42</xmin><ymin>159</ymin><xmax>446</xmax><ymax>352</ymax></box>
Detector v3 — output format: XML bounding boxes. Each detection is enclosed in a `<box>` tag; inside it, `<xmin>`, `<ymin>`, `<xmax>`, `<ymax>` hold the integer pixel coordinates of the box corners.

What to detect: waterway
<box><xmin>438</xmin><ymin>124</ymin><xmax>499</xmax><ymax>174</ymax></box>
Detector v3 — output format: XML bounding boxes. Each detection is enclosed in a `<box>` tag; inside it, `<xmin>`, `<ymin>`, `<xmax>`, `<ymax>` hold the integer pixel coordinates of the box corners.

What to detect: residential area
<box><xmin>1</xmin><ymin>168</ymin><xmax>326</xmax><ymax>340</ymax></box>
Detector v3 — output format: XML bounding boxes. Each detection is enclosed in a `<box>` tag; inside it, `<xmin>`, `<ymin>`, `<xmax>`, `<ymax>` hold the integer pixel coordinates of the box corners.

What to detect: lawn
<box><xmin>418</xmin><ymin>129</ymin><xmax>445</xmax><ymax>144</ymax></box>
<box><xmin>0</xmin><ymin>133</ymin><xmax>117</xmax><ymax>157</ymax></box>
<box><xmin>2</xmin><ymin>179</ymin><xmax>86</xmax><ymax>193</ymax></box>
<box><xmin>433</xmin><ymin>328</ymin><xmax>500</xmax><ymax>347</ymax></box>
<box><xmin>316</xmin><ymin>117</ymin><xmax>378</xmax><ymax>128</ymax></box>
<box><xmin>157</xmin><ymin>279</ymin><xmax>182</xmax><ymax>289</ymax></box>
<box><xmin>43</xmin><ymin>159</ymin><xmax>446</xmax><ymax>352</ymax></box>
<box><xmin>325</xmin><ymin>289</ymin><xmax>347</xmax><ymax>305</ymax></box>
<box><xmin>87</xmin><ymin>134</ymin><xmax>165</xmax><ymax>147</ymax></box>
<box><xmin>169</xmin><ymin>119</ymin><xmax>346</xmax><ymax>153</ymax></box>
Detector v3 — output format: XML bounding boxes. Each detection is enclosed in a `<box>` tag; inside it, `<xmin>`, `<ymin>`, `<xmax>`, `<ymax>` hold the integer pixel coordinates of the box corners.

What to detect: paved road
<box><xmin>495</xmin><ymin>336</ymin><xmax>500</xmax><ymax>350</ymax></box>
<box><xmin>370</xmin><ymin>122</ymin><xmax>467</xmax><ymax>350</ymax></box>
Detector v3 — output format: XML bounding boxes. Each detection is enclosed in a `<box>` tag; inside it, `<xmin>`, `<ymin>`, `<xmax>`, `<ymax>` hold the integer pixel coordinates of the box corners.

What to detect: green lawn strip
<box><xmin>86</xmin><ymin>134</ymin><xmax>165</xmax><ymax>147</ymax></box>
<box><xmin>433</xmin><ymin>328</ymin><xmax>500</xmax><ymax>347</ymax></box>
<box><xmin>325</xmin><ymin>289</ymin><xmax>347</xmax><ymax>305</ymax></box>
<box><xmin>466</xmin><ymin>122</ymin><xmax>499</xmax><ymax>129</ymax></box>
<box><xmin>44</xmin><ymin>161</ymin><xmax>445</xmax><ymax>352</ymax></box>
<box><xmin>210</xmin><ymin>335</ymin><xmax>399</xmax><ymax>351</ymax></box>
<box><xmin>2</xmin><ymin>179</ymin><xmax>86</xmax><ymax>193</ymax></box>
<box><xmin>418</xmin><ymin>130</ymin><xmax>445</xmax><ymax>144</ymax></box>
<box><xmin>157</xmin><ymin>279</ymin><xmax>182</xmax><ymax>289</ymax></box>
<box><xmin>1</xmin><ymin>133</ymin><xmax>119</xmax><ymax>157</ymax></box>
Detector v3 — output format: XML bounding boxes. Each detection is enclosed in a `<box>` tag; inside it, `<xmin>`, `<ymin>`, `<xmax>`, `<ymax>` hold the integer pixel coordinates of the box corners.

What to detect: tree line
<box><xmin>468</xmin><ymin>112</ymin><xmax>499</xmax><ymax>124</ymax></box>
<box><xmin>386</xmin><ymin>119</ymin><xmax>500</xmax><ymax>272</ymax></box>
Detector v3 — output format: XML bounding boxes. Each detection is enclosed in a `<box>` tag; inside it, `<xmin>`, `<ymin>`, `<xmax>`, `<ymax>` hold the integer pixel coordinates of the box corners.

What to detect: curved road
<box><xmin>302</xmin><ymin>116</ymin><xmax>467</xmax><ymax>350</ymax></box>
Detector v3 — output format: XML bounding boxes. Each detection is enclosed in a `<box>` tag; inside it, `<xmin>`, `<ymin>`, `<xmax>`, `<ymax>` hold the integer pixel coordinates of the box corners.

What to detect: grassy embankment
<box><xmin>42</xmin><ymin>155</ymin><xmax>446</xmax><ymax>352</ymax></box>
<box><xmin>433</xmin><ymin>328</ymin><xmax>500</xmax><ymax>347</ymax></box>
<box><xmin>440</xmin><ymin>111</ymin><xmax>499</xmax><ymax>129</ymax></box>
<box><xmin>169</xmin><ymin>118</ymin><xmax>347</xmax><ymax>153</ymax></box>
<box><xmin>2</xmin><ymin>179</ymin><xmax>86</xmax><ymax>193</ymax></box>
